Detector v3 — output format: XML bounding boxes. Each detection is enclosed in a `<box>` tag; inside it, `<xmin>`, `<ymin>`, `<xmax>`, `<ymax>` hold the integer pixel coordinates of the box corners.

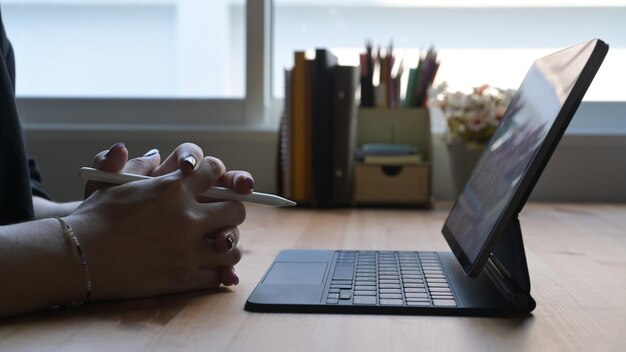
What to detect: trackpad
<box><xmin>263</xmin><ymin>262</ymin><xmax>327</xmax><ymax>285</ymax></box>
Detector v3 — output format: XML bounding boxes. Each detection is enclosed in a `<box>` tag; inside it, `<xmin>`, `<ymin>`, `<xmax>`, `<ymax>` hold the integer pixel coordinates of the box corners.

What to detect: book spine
<box><xmin>279</xmin><ymin>68</ymin><xmax>292</xmax><ymax>198</ymax></box>
<box><xmin>310</xmin><ymin>49</ymin><xmax>338</xmax><ymax>206</ymax></box>
<box><xmin>291</xmin><ymin>52</ymin><xmax>311</xmax><ymax>203</ymax></box>
<box><xmin>331</xmin><ymin>65</ymin><xmax>359</xmax><ymax>205</ymax></box>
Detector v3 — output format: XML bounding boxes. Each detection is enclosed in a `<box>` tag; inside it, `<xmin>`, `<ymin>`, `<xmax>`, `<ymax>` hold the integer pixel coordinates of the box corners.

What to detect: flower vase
<box><xmin>447</xmin><ymin>142</ymin><xmax>486</xmax><ymax>198</ymax></box>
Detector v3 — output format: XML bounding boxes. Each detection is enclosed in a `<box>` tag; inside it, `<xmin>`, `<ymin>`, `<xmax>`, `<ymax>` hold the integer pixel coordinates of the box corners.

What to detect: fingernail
<box><xmin>225</xmin><ymin>233</ymin><xmax>235</xmax><ymax>251</ymax></box>
<box><xmin>106</xmin><ymin>142</ymin><xmax>125</xmax><ymax>157</ymax></box>
<box><xmin>144</xmin><ymin>149</ymin><xmax>159</xmax><ymax>157</ymax></box>
<box><xmin>244</xmin><ymin>177</ymin><xmax>254</xmax><ymax>189</ymax></box>
<box><xmin>184</xmin><ymin>155</ymin><xmax>197</xmax><ymax>169</ymax></box>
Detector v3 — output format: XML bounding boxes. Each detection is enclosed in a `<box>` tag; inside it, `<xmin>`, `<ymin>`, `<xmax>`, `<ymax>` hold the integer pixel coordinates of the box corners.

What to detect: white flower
<box><xmin>431</xmin><ymin>81</ymin><xmax>516</xmax><ymax>144</ymax></box>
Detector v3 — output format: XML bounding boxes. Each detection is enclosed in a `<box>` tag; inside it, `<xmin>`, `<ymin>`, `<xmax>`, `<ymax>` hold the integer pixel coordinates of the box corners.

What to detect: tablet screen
<box><xmin>442</xmin><ymin>39</ymin><xmax>608</xmax><ymax>276</ymax></box>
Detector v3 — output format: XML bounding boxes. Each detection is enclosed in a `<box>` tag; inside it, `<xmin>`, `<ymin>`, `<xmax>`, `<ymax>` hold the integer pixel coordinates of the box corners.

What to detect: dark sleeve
<box><xmin>28</xmin><ymin>157</ymin><xmax>51</xmax><ymax>200</ymax></box>
<box><xmin>1</xmin><ymin>8</ymin><xmax>45</xmax><ymax>224</ymax></box>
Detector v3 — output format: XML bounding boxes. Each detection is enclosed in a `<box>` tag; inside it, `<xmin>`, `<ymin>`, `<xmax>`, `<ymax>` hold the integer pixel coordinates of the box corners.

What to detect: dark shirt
<box><xmin>1</xmin><ymin>7</ymin><xmax>49</xmax><ymax>225</ymax></box>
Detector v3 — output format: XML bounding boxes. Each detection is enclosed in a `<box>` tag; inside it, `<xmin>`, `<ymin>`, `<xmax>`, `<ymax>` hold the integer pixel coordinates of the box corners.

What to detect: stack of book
<box><xmin>278</xmin><ymin>49</ymin><xmax>359</xmax><ymax>207</ymax></box>
<box><xmin>355</xmin><ymin>143</ymin><xmax>422</xmax><ymax>165</ymax></box>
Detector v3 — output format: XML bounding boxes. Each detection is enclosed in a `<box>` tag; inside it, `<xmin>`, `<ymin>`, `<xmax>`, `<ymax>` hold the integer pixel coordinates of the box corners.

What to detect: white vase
<box><xmin>446</xmin><ymin>142</ymin><xmax>486</xmax><ymax>198</ymax></box>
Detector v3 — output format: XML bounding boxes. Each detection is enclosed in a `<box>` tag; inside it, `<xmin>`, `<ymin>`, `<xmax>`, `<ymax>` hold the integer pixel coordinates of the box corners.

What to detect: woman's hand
<box><xmin>83</xmin><ymin>142</ymin><xmax>254</xmax><ymax>290</ymax></box>
<box><xmin>85</xmin><ymin>142</ymin><xmax>255</xmax><ymax>198</ymax></box>
<box><xmin>68</xmin><ymin>156</ymin><xmax>246</xmax><ymax>301</ymax></box>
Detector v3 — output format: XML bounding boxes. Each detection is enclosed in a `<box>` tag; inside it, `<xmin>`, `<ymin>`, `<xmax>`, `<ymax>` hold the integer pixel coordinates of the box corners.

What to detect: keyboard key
<box><xmin>403</xmin><ymin>283</ymin><xmax>426</xmax><ymax>288</ymax></box>
<box><xmin>353</xmin><ymin>296</ymin><xmax>376</xmax><ymax>305</ymax></box>
<box><xmin>403</xmin><ymin>276</ymin><xmax>424</xmax><ymax>280</ymax></box>
<box><xmin>424</xmin><ymin>270</ymin><xmax>442</xmax><ymax>274</ymax></box>
<box><xmin>407</xmin><ymin>301</ymin><xmax>431</xmax><ymax>306</ymax></box>
<box><xmin>379</xmin><ymin>299</ymin><xmax>404</xmax><ymax>306</ymax></box>
<box><xmin>331</xmin><ymin>280</ymin><xmax>352</xmax><ymax>286</ymax></box>
<box><xmin>354</xmin><ymin>291</ymin><xmax>376</xmax><ymax>296</ymax></box>
<box><xmin>380</xmin><ymin>293</ymin><xmax>403</xmax><ymax>299</ymax></box>
<box><xmin>379</xmin><ymin>289</ymin><xmax>402</xmax><ymax>294</ymax></box>
<box><xmin>433</xmin><ymin>299</ymin><xmax>457</xmax><ymax>307</ymax></box>
<box><xmin>326</xmin><ymin>299</ymin><xmax>339</xmax><ymax>304</ymax></box>
<box><xmin>378</xmin><ymin>274</ymin><xmax>400</xmax><ymax>279</ymax></box>
<box><xmin>427</xmin><ymin>282</ymin><xmax>449</xmax><ymax>288</ymax></box>
<box><xmin>402</xmin><ymin>278</ymin><xmax>424</xmax><ymax>283</ymax></box>
<box><xmin>333</xmin><ymin>264</ymin><xmax>354</xmax><ymax>280</ymax></box>
<box><xmin>330</xmin><ymin>285</ymin><xmax>352</xmax><ymax>290</ymax></box>
<box><xmin>404</xmin><ymin>288</ymin><xmax>427</xmax><ymax>293</ymax></box>
<box><xmin>426</xmin><ymin>278</ymin><xmax>447</xmax><ymax>283</ymax></box>
<box><xmin>425</xmin><ymin>274</ymin><xmax>445</xmax><ymax>279</ymax></box>
<box><xmin>379</xmin><ymin>280</ymin><xmax>400</xmax><ymax>284</ymax></box>
<box><xmin>405</xmin><ymin>292</ymin><xmax>428</xmax><ymax>299</ymax></box>
<box><xmin>356</xmin><ymin>274</ymin><xmax>376</xmax><ymax>278</ymax></box>
<box><xmin>401</xmin><ymin>270</ymin><xmax>422</xmax><ymax>274</ymax></box>
<box><xmin>379</xmin><ymin>284</ymin><xmax>401</xmax><ymax>289</ymax></box>
<box><xmin>327</xmin><ymin>293</ymin><xmax>339</xmax><ymax>300</ymax></box>
<box><xmin>429</xmin><ymin>287</ymin><xmax>451</xmax><ymax>292</ymax></box>
<box><xmin>354</xmin><ymin>286</ymin><xmax>376</xmax><ymax>291</ymax></box>
<box><xmin>406</xmin><ymin>297</ymin><xmax>430</xmax><ymax>302</ymax></box>
<box><xmin>339</xmin><ymin>291</ymin><xmax>352</xmax><ymax>300</ymax></box>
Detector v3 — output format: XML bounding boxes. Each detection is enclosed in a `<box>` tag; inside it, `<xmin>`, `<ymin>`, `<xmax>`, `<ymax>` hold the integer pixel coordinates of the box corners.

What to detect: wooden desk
<box><xmin>1</xmin><ymin>203</ymin><xmax>625</xmax><ymax>351</ymax></box>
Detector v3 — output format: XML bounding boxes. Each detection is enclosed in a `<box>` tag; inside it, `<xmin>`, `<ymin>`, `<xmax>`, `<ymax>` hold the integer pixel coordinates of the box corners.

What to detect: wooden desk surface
<box><xmin>1</xmin><ymin>203</ymin><xmax>625</xmax><ymax>351</ymax></box>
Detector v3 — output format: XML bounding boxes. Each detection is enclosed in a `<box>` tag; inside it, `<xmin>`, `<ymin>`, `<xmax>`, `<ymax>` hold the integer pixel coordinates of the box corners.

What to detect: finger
<box><xmin>174</xmin><ymin>268</ymin><xmax>222</xmax><ymax>292</ymax></box>
<box><xmin>218</xmin><ymin>267</ymin><xmax>239</xmax><ymax>286</ymax></box>
<box><xmin>216</xmin><ymin>170</ymin><xmax>254</xmax><ymax>195</ymax></box>
<box><xmin>151</xmin><ymin>143</ymin><xmax>204</xmax><ymax>176</ymax></box>
<box><xmin>121</xmin><ymin>149</ymin><xmax>162</xmax><ymax>176</ymax></box>
<box><xmin>185</xmin><ymin>156</ymin><xmax>226</xmax><ymax>196</ymax></box>
<box><xmin>205</xmin><ymin>227</ymin><xmax>240</xmax><ymax>253</ymax></box>
<box><xmin>198</xmin><ymin>200</ymin><xmax>246</xmax><ymax>232</ymax></box>
<box><xmin>196</xmin><ymin>245</ymin><xmax>243</xmax><ymax>269</ymax></box>
<box><xmin>92</xmin><ymin>142</ymin><xmax>128</xmax><ymax>172</ymax></box>
<box><xmin>85</xmin><ymin>142</ymin><xmax>128</xmax><ymax>198</ymax></box>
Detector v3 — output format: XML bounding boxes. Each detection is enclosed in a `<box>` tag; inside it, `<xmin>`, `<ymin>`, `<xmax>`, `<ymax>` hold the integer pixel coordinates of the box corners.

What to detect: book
<box><xmin>310</xmin><ymin>48</ymin><xmax>338</xmax><ymax>206</ymax></box>
<box><xmin>278</xmin><ymin>68</ymin><xmax>292</xmax><ymax>198</ymax></box>
<box><xmin>356</xmin><ymin>143</ymin><xmax>419</xmax><ymax>158</ymax></box>
<box><xmin>331</xmin><ymin>65</ymin><xmax>359</xmax><ymax>206</ymax></box>
<box><xmin>363</xmin><ymin>154</ymin><xmax>423</xmax><ymax>165</ymax></box>
<box><xmin>291</xmin><ymin>51</ymin><xmax>312</xmax><ymax>203</ymax></box>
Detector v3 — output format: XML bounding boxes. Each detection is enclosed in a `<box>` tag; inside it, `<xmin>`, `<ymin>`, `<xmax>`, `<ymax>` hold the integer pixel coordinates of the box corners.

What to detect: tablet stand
<box><xmin>484</xmin><ymin>215</ymin><xmax>536</xmax><ymax>311</ymax></box>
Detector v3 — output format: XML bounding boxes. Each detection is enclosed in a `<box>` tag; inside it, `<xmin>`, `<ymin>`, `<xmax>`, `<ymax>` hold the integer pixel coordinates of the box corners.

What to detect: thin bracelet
<box><xmin>54</xmin><ymin>216</ymin><xmax>92</xmax><ymax>303</ymax></box>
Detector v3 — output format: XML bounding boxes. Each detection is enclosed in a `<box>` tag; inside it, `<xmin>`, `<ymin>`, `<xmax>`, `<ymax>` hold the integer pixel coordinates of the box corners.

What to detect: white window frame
<box><xmin>19</xmin><ymin>0</ymin><xmax>272</xmax><ymax>132</ymax></box>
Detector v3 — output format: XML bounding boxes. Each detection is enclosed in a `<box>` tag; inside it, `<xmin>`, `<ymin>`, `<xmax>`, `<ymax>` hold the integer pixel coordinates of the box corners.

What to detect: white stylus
<box><xmin>79</xmin><ymin>167</ymin><xmax>296</xmax><ymax>207</ymax></box>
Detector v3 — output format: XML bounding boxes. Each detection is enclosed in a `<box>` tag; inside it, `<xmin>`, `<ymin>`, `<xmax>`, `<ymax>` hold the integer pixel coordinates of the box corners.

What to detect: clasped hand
<box><xmin>67</xmin><ymin>142</ymin><xmax>251</xmax><ymax>301</ymax></box>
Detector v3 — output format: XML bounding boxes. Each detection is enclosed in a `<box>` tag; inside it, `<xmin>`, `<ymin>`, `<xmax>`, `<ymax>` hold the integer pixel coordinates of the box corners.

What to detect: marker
<box><xmin>79</xmin><ymin>167</ymin><xmax>296</xmax><ymax>207</ymax></box>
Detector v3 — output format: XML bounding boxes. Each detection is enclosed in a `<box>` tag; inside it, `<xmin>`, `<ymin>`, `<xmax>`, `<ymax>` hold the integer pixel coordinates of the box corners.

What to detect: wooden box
<box><xmin>354</xmin><ymin>164</ymin><xmax>430</xmax><ymax>204</ymax></box>
<box><xmin>353</xmin><ymin>108</ymin><xmax>432</xmax><ymax>206</ymax></box>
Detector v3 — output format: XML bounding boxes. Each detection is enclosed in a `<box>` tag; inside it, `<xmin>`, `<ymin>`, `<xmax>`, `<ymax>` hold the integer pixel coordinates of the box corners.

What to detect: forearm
<box><xmin>0</xmin><ymin>218</ymin><xmax>86</xmax><ymax>318</ymax></box>
<box><xmin>32</xmin><ymin>196</ymin><xmax>81</xmax><ymax>219</ymax></box>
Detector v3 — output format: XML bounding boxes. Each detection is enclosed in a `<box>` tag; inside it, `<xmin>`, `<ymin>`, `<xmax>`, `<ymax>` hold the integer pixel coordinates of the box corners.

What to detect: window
<box><xmin>3</xmin><ymin>0</ymin><xmax>272</xmax><ymax>127</ymax></box>
<box><xmin>3</xmin><ymin>0</ymin><xmax>245</xmax><ymax>98</ymax></box>
<box><xmin>273</xmin><ymin>0</ymin><xmax>626</xmax><ymax>102</ymax></box>
<box><xmin>2</xmin><ymin>0</ymin><xmax>624</xmax><ymax>130</ymax></box>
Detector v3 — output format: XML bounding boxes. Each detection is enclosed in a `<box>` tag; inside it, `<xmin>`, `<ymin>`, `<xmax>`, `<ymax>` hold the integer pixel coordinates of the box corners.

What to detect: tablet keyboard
<box><xmin>324</xmin><ymin>251</ymin><xmax>457</xmax><ymax>307</ymax></box>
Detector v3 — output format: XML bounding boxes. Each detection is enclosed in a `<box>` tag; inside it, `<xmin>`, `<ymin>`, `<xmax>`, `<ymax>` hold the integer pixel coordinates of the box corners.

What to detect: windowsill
<box><xmin>17</xmin><ymin>97</ymin><xmax>625</xmax><ymax>136</ymax></box>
